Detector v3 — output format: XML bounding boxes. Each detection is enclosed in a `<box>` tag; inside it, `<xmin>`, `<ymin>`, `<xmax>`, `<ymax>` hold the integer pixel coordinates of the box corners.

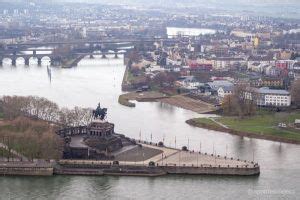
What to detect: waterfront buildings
<box><xmin>245</xmin><ymin>87</ymin><xmax>291</xmax><ymax>107</ymax></box>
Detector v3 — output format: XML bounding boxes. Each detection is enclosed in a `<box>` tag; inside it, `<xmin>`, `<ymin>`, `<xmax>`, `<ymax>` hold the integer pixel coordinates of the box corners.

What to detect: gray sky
<box><xmin>31</xmin><ymin>0</ymin><xmax>300</xmax><ymax>4</ymax></box>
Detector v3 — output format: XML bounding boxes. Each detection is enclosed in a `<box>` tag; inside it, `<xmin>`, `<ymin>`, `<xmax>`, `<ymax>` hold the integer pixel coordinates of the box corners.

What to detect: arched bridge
<box><xmin>0</xmin><ymin>37</ymin><xmax>179</xmax><ymax>66</ymax></box>
<box><xmin>0</xmin><ymin>47</ymin><xmax>130</xmax><ymax>66</ymax></box>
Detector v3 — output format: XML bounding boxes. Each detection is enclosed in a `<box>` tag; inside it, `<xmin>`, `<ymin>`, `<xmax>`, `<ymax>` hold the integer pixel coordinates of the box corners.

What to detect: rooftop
<box><xmin>257</xmin><ymin>87</ymin><xmax>290</xmax><ymax>95</ymax></box>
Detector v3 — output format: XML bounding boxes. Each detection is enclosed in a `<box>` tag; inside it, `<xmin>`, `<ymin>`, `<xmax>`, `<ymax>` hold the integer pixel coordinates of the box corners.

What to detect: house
<box><xmin>177</xmin><ymin>76</ymin><xmax>200</xmax><ymax>90</ymax></box>
<box><xmin>217</xmin><ymin>86</ymin><xmax>234</xmax><ymax>98</ymax></box>
<box><xmin>205</xmin><ymin>80</ymin><xmax>234</xmax><ymax>95</ymax></box>
<box><xmin>264</xmin><ymin>65</ymin><xmax>281</xmax><ymax>77</ymax></box>
<box><xmin>293</xmin><ymin>62</ymin><xmax>300</xmax><ymax>73</ymax></box>
<box><xmin>212</xmin><ymin>58</ymin><xmax>245</xmax><ymax>71</ymax></box>
<box><xmin>295</xmin><ymin>119</ymin><xmax>300</xmax><ymax>128</ymax></box>
<box><xmin>248</xmin><ymin>62</ymin><xmax>263</xmax><ymax>72</ymax></box>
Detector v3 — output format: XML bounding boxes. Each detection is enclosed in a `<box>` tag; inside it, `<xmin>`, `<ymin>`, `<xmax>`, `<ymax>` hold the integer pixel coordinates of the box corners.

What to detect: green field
<box><xmin>126</xmin><ymin>70</ymin><xmax>135</xmax><ymax>82</ymax></box>
<box><xmin>192</xmin><ymin>118</ymin><xmax>221</xmax><ymax>127</ymax></box>
<box><xmin>191</xmin><ymin>111</ymin><xmax>300</xmax><ymax>142</ymax></box>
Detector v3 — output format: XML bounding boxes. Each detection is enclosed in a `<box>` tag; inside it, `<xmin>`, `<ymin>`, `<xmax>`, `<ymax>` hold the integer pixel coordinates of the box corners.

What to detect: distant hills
<box><xmin>2</xmin><ymin>0</ymin><xmax>300</xmax><ymax>19</ymax></box>
<box><xmin>9</xmin><ymin>0</ymin><xmax>299</xmax><ymax>5</ymax></box>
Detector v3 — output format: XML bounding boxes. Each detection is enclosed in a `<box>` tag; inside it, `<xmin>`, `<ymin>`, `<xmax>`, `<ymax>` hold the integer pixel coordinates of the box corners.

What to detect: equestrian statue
<box><xmin>92</xmin><ymin>103</ymin><xmax>107</xmax><ymax>121</ymax></box>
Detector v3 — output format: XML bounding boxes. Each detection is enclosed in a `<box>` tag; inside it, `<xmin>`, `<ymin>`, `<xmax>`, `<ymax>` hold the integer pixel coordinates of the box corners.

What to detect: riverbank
<box><xmin>186</xmin><ymin>113</ymin><xmax>300</xmax><ymax>144</ymax></box>
<box><xmin>119</xmin><ymin>92</ymin><xmax>217</xmax><ymax>114</ymax></box>
<box><xmin>118</xmin><ymin>91</ymin><xmax>167</xmax><ymax>107</ymax></box>
<box><xmin>159</xmin><ymin>94</ymin><xmax>217</xmax><ymax>114</ymax></box>
<box><xmin>61</xmin><ymin>55</ymin><xmax>85</xmax><ymax>68</ymax></box>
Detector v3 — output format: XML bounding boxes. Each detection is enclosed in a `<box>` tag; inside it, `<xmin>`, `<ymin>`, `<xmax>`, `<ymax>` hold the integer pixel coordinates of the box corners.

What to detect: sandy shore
<box><xmin>159</xmin><ymin>95</ymin><xmax>217</xmax><ymax>114</ymax></box>
<box><xmin>119</xmin><ymin>92</ymin><xmax>216</xmax><ymax>114</ymax></box>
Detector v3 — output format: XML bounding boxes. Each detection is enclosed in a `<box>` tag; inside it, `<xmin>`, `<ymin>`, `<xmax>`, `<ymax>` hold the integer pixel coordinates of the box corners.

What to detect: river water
<box><xmin>0</xmin><ymin>56</ymin><xmax>299</xmax><ymax>200</ymax></box>
<box><xmin>167</xmin><ymin>27</ymin><xmax>216</xmax><ymax>38</ymax></box>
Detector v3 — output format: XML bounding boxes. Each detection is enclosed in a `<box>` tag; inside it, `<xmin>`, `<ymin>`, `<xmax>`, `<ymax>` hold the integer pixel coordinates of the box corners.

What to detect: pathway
<box><xmin>211</xmin><ymin>118</ymin><xmax>229</xmax><ymax>129</ymax></box>
<box><xmin>0</xmin><ymin>143</ymin><xmax>28</xmax><ymax>161</ymax></box>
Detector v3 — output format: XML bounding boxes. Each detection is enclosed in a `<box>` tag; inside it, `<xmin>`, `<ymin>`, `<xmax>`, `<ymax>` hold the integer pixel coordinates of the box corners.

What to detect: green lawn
<box><xmin>126</xmin><ymin>69</ymin><xmax>136</xmax><ymax>83</ymax></box>
<box><xmin>193</xmin><ymin>118</ymin><xmax>221</xmax><ymax>127</ymax></box>
<box><xmin>190</xmin><ymin>111</ymin><xmax>300</xmax><ymax>142</ymax></box>
<box><xmin>217</xmin><ymin>112</ymin><xmax>300</xmax><ymax>141</ymax></box>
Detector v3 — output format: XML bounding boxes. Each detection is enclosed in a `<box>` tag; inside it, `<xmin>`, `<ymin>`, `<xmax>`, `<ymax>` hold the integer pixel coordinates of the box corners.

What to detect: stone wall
<box><xmin>0</xmin><ymin>166</ymin><xmax>53</xmax><ymax>176</ymax></box>
<box><xmin>160</xmin><ymin>165</ymin><xmax>260</xmax><ymax>176</ymax></box>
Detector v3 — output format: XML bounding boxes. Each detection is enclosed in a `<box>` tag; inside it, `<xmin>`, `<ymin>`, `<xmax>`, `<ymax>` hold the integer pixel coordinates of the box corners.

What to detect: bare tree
<box><xmin>291</xmin><ymin>79</ymin><xmax>300</xmax><ymax>108</ymax></box>
<box><xmin>222</xmin><ymin>84</ymin><xmax>257</xmax><ymax>117</ymax></box>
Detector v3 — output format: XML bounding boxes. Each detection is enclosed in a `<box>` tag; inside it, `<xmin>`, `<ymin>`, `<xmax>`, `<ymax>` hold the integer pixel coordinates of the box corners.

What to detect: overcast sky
<box><xmin>23</xmin><ymin>0</ymin><xmax>300</xmax><ymax>4</ymax></box>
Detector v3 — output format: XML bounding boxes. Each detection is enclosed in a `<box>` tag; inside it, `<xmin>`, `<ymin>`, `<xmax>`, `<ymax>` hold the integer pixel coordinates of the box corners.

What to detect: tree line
<box><xmin>0</xmin><ymin>95</ymin><xmax>94</xmax><ymax>127</ymax></box>
<box><xmin>0</xmin><ymin>95</ymin><xmax>96</xmax><ymax>160</ymax></box>
<box><xmin>0</xmin><ymin>117</ymin><xmax>63</xmax><ymax>161</ymax></box>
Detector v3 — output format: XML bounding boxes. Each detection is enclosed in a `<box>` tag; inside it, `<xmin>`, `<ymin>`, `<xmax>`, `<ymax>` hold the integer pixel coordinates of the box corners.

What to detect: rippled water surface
<box><xmin>0</xmin><ymin>56</ymin><xmax>299</xmax><ymax>199</ymax></box>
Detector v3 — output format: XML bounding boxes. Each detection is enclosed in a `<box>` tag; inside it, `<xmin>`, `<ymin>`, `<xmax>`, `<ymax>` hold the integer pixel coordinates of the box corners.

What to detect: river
<box><xmin>0</xmin><ymin>56</ymin><xmax>299</xmax><ymax>199</ymax></box>
<box><xmin>167</xmin><ymin>27</ymin><xmax>216</xmax><ymax>38</ymax></box>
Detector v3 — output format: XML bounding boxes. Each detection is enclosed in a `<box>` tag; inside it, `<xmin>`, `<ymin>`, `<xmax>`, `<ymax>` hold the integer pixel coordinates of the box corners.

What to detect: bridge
<box><xmin>0</xmin><ymin>48</ymin><xmax>129</xmax><ymax>66</ymax></box>
<box><xmin>0</xmin><ymin>37</ymin><xmax>180</xmax><ymax>66</ymax></box>
<box><xmin>3</xmin><ymin>37</ymin><xmax>175</xmax><ymax>48</ymax></box>
<box><xmin>0</xmin><ymin>49</ymin><xmax>127</xmax><ymax>66</ymax></box>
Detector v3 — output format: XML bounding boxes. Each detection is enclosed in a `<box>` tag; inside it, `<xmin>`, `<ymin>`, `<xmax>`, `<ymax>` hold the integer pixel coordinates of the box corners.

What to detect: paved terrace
<box><xmin>60</xmin><ymin>142</ymin><xmax>257</xmax><ymax>168</ymax></box>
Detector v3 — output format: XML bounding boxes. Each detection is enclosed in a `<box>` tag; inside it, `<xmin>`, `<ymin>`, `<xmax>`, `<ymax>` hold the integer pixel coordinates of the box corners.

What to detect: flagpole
<box><xmin>175</xmin><ymin>136</ymin><xmax>176</xmax><ymax>149</ymax></box>
<box><xmin>200</xmin><ymin>141</ymin><xmax>201</xmax><ymax>153</ymax></box>
<box><xmin>139</xmin><ymin>130</ymin><xmax>141</xmax><ymax>142</ymax></box>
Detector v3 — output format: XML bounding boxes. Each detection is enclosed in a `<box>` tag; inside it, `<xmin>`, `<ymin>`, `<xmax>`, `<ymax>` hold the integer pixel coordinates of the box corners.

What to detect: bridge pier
<box><xmin>0</xmin><ymin>59</ymin><xmax>2</xmax><ymax>66</ymax></box>
<box><xmin>114</xmin><ymin>53</ymin><xmax>118</xmax><ymax>59</ymax></box>
<box><xmin>33</xmin><ymin>50</ymin><xmax>37</xmax><ymax>57</ymax></box>
<box><xmin>12</xmin><ymin>58</ymin><xmax>16</xmax><ymax>66</ymax></box>
<box><xmin>102</xmin><ymin>54</ymin><xmax>107</xmax><ymax>59</ymax></box>
<box><xmin>37</xmin><ymin>58</ymin><xmax>42</xmax><ymax>66</ymax></box>
<box><xmin>24</xmin><ymin>57</ymin><xmax>30</xmax><ymax>66</ymax></box>
<box><xmin>90</xmin><ymin>54</ymin><xmax>94</xmax><ymax>59</ymax></box>
<box><xmin>51</xmin><ymin>59</ymin><xmax>61</xmax><ymax>67</ymax></box>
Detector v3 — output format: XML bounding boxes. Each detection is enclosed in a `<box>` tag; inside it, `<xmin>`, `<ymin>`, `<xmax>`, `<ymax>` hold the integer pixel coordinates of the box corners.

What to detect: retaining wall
<box><xmin>0</xmin><ymin>166</ymin><xmax>53</xmax><ymax>176</ymax></box>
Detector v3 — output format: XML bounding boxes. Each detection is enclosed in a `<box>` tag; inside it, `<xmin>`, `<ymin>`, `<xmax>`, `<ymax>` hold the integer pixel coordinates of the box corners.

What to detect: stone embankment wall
<box><xmin>57</xmin><ymin>161</ymin><xmax>260</xmax><ymax>176</ymax></box>
<box><xmin>0</xmin><ymin>166</ymin><xmax>53</xmax><ymax>176</ymax></box>
<box><xmin>161</xmin><ymin>165</ymin><xmax>260</xmax><ymax>176</ymax></box>
<box><xmin>0</xmin><ymin>162</ymin><xmax>259</xmax><ymax>176</ymax></box>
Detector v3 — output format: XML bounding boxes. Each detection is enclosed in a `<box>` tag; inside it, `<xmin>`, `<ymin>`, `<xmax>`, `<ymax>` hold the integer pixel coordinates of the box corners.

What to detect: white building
<box><xmin>217</xmin><ymin>86</ymin><xmax>233</xmax><ymax>98</ymax></box>
<box><xmin>246</xmin><ymin>87</ymin><xmax>291</xmax><ymax>107</ymax></box>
